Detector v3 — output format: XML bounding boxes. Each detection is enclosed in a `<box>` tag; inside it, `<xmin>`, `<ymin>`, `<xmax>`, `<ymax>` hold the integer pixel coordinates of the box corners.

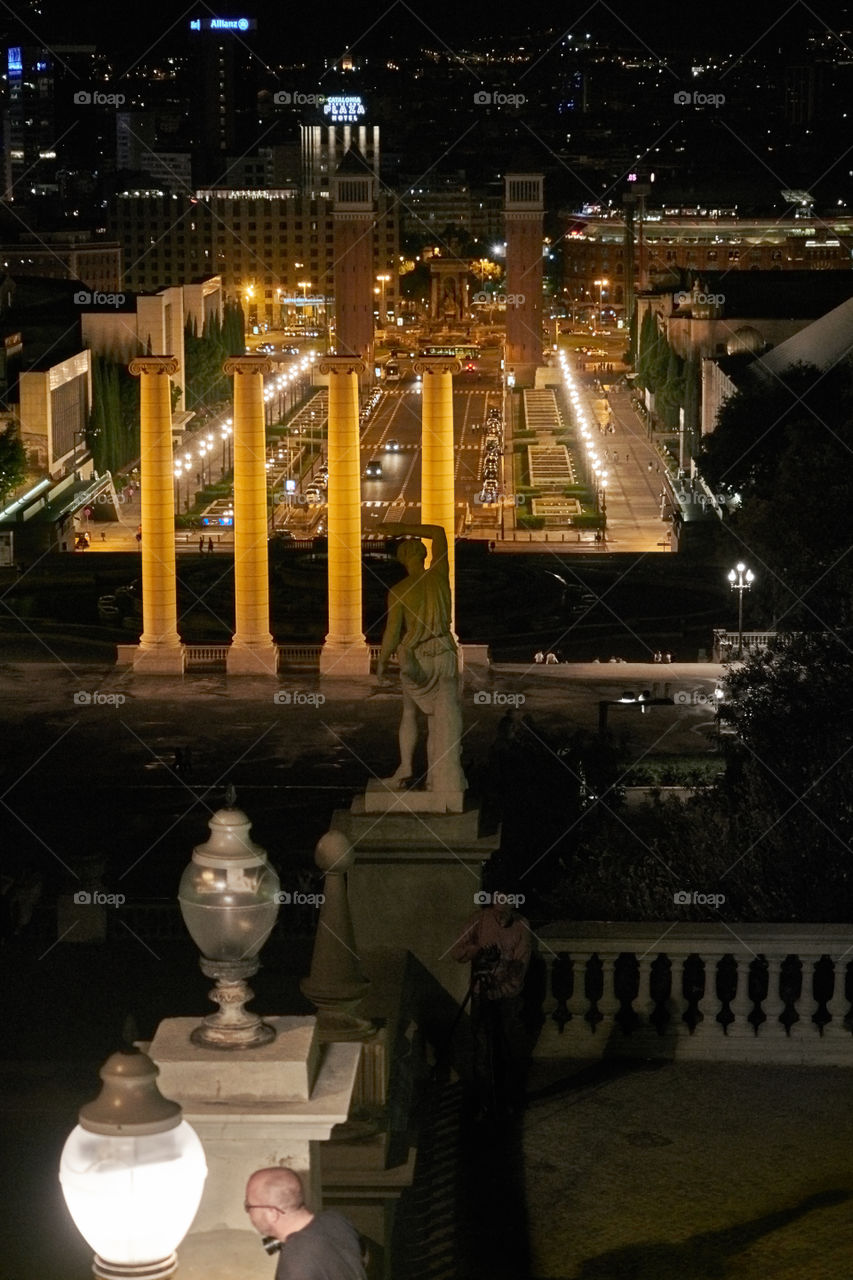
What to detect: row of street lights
<box><xmin>263</xmin><ymin>352</ymin><xmax>316</xmax><ymax>427</ymax></box>
<box><xmin>559</xmin><ymin>349</ymin><xmax>608</xmax><ymax>533</ymax></box>
<box><xmin>173</xmin><ymin>423</ymin><xmax>233</xmax><ymax>513</ymax></box>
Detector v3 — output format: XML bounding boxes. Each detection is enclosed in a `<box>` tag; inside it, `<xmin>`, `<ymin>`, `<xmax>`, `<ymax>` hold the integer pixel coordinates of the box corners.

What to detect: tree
<box><xmin>712</xmin><ymin>632</ymin><xmax>853</xmax><ymax>920</ymax></box>
<box><xmin>698</xmin><ymin>361</ymin><xmax>853</xmax><ymax>627</ymax></box>
<box><xmin>222</xmin><ymin>301</ymin><xmax>245</xmax><ymax>358</ymax></box>
<box><xmin>0</xmin><ymin>421</ymin><xmax>26</xmax><ymax>504</ymax></box>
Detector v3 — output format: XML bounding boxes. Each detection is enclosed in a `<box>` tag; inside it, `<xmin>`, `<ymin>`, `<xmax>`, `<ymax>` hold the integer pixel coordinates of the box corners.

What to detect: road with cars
<box><xmin>274</xmin><ymin>375</ymin><xmax>504</xmax><ymax>535</ymax></box>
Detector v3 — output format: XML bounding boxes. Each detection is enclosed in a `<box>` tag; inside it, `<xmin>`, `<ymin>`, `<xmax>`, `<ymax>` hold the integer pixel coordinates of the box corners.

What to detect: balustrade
<box><xmin>535</xmin><ymin>924</ymin><xmax>852</xmax><ymax>1063</ymax></box>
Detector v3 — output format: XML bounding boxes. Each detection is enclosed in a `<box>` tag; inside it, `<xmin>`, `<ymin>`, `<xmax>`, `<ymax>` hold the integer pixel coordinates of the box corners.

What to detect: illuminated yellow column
<box><xmin>129</xmin><ymin>356</ymin><xmax>184</xmax><ymax>674</ymax></box>
<box><xmin>224</xmin><ymin>356</ymin><xmax>278</xmax><ymax>675</ymax></box>
<box><xmin>319</xmin><ymin>356</ymin><xmax>370</xmax><ymax>676</ymax></box>
<box><xmin>415</xmin><ymin>355</ymin><xmax>461</xmax><ymax>618</ymax></box>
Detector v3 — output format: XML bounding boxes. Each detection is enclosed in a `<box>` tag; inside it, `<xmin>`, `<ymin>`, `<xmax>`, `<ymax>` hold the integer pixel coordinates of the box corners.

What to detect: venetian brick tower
<box><xmin>504</xmin><ymin>172</ymin><xmax>544</xmax><ymax>385</ymax></box>
<box><xmin>333</xmin><ymin>149</ymin><xmax>377</xmax><ymax>388</ymax></box>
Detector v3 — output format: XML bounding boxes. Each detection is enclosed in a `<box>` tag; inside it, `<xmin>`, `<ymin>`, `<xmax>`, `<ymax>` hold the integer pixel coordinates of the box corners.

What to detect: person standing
<box><xmin>207</xmin><ymin>536</ymin><xmax>214</xmax><ymax>554</ymax></box>
<box><xmin>244</xmin><ymin>1168</ymin><xmax>367</xmax><ymax>1279</ymax></box>
<box><xmin>452</xmin><ymin>891</ymin><xmax>532</xmax><ymax>1116</ymax></box>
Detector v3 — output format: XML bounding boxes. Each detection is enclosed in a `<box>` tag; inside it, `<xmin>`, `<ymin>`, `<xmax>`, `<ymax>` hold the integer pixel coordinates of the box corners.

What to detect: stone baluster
<box><xmin>824</xmin><ymin>953</ymin><xmax>851</xmax><ymax>1039</ymax></box>
<box><xmin>729</xmin><ymin>950</ymin><xmax>754</xmax><ymax>1036</ymax></box>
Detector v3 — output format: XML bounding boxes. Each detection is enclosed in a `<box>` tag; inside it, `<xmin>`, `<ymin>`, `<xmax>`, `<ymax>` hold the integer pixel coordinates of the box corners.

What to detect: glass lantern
<box><xmin>178</xmin><ymin>794</ymin><xmax>280</xmax><ymax>1048</ymax></box>
<box><xmin>59</xmin><ymin>1050</ymin><xmax>207</xmax><ymax>1280</ymax></box>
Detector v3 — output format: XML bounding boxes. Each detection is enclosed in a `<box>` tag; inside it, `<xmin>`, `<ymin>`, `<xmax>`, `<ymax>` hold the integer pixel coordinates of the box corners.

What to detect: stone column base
<box><xmin>226</xmin><ymin>642</ymin><xmax>279</xmax><ymax>676</ymax></box>
<box><xmin>132</xmin><ymin>645</ymin><xmax>186</xmax><ymax>675</ymax></box>
<box><xmin>320</xmin><ymin>641</ymin><xmax>371</xmax><ymax>677</ymax></box>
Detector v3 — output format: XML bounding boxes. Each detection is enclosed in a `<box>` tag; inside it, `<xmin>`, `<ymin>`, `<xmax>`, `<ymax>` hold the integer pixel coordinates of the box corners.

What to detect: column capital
<box><xmin>129</xmin><ymin>356</ymin><xmax>179</xmax><ymax>377</ymax></box>
<box><xmin>223</xmin><ymin>355</ymin><xmax>273</xmax><ymax>376</ymax></box>
<box><xmin>318</xmin><ymin>355</ymin><xmax>366</xmax><ymax>376</ymax></box>
<box><xmin>413</xmin><ymin>357</ymin><xmax>461</xmax><ymax>376</ymax></box>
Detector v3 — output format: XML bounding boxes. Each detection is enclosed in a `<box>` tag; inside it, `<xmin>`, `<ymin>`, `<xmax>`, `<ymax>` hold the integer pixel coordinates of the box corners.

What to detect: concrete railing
<box><xmin>712</xmin><ymin>629</ymin><xmax>778</xmax><ymax>661</ymax></box>
<box><xmin>184</xmin><ymin>645</ymin><xmax>228</xmax><ymax>669</ymax></box>
<box><xmin>534</xmin><ymin>923</ymin><xmax>853</xmax><ymax>1064</ymax></box>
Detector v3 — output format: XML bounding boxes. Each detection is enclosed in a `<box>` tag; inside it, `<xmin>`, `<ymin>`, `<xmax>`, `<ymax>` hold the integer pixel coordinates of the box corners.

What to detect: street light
<box><xmin>59</xmin><ymin>1049</ymin><xmax>207</xmax><ymax>1280</ymax></box>
<box><xmin>178</xmin><ymin>794</ymin><xmax>281</xmax><ymax>1049</ymax></box>
<box><xmin>376</xmin><ymin>273</ymin><xmax>390</xmax><ymax>326</ymax></box>
<box><xmin>593</xmin><ymin>278</ymin><xmax>608</xmax><ymax>328</ymax></box>
<box><xmin>727</xmin><ymin>562</ymin><xmax>754</xmax><ymax>658</ymax></box>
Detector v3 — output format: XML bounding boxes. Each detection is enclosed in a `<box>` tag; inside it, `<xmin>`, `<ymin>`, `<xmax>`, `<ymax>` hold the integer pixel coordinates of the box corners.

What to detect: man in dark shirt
<box><xmin>244</xmin><ymin>1167</ymin><xmax>367</xmax><ymax>1279</ymax></box>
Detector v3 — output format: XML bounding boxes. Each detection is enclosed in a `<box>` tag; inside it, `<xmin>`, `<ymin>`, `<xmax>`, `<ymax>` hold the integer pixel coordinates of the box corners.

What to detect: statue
<box><xmin>376</xmin><ymin>523</ymin><xmax>466</xmax><ymax>809</ymax></box>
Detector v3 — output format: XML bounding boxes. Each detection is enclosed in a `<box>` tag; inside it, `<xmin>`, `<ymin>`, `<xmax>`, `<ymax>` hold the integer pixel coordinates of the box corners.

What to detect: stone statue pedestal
<box><xmin>332</xmin><ymin>800</ymin><xmax>499</xmax><ymax>1003</ymax></box>
<box><xmin>360</xmin><ymin>778</ymin><xmax>466</xmax><ymax>815</ymax></box>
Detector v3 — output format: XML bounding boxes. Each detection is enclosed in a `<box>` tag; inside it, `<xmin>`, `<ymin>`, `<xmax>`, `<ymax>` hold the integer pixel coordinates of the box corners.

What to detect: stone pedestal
<box><xmin>225</xmin><ymin>356</ymin><xmax>278</xmax><ymax>676</ymax></box>
<box><xmin>332</xmin><ymin>803</ymin><xmax>498</xmax><ymax>1003</ymax></box>
<box><xmin>129</xmin><ymin>356</ymin><xmax>184</xmax><ymax>674</ymax></box>
<box><xmin>361</xmin><ymin>778</ymin><xmax>465</xmax><ymax>815</ymax></box>
<box><xmin>148</xmin><ymin>1014</ymin><xmax>361</xmax><ymax>1271</ymax></box>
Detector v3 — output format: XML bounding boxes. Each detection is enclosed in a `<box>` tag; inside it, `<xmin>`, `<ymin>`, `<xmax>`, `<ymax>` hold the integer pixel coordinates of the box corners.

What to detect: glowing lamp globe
<box><xmin>59</xmin><ymin>1051</ymin><xmax>207</xmax><ymax>1280</ymax></box>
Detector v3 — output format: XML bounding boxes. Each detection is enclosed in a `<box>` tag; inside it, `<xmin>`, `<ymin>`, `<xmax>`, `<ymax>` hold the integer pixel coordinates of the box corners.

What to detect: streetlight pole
<box><xmin>594</xmin><ymin>278</ymin><xmax>608</xmax><ymax>329</ymax></box>
<box><xmin>727</xmin><ymin>562</ymin><xmax>754</xmax><ymax>658</ymax></box>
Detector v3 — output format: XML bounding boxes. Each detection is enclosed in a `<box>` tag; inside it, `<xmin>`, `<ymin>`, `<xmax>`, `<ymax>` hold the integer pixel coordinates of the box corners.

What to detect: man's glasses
<box><xmin>244</xmin><ymin>1202</ymin><xmax>284</xmax><ymax>1215</ymax></box>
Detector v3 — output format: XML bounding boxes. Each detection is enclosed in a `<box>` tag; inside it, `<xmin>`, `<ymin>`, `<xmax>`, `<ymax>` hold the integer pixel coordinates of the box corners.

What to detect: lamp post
<box><xmin>178</xmin><ymin>790</ymin><xmax>281</xmax><ymax>1049</ymax></box>
<box><xmin>727</xmin><ymin>561</ymin><xmax>754</xmax><ymax>658</ymax></box>
<box><xmin>173</xmin><ymin>463</ymin><xmax>183</xmax><ymax>515</ymax></box>
<box><xmin>593</xmin><ymin>277</ymin><xmax>608</xmax><ymax>328</ymax></box>
<box><xmin>376</xmin><ymin>273</ymin><xmax>390</xmax><ymax>327</ymax></box>
<box><xmin>59</xmin><ymin>1049</ymin><xmax>207</xmax><ymax>1280</ymax></box>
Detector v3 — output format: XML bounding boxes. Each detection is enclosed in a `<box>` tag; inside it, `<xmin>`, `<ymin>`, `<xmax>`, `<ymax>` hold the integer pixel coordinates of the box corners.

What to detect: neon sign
<box><xmin>8</xmin><ymin>48</ymin><xmax>22</xmax><ymax>78</ymax></box>
<box><xmin>324</xmin><ymin>95</ymin><xmax>366</xmax><ymax>123</ymax></box>
<box><xmin>189</xmin><ymin>17</ymin><xmax>255</xmax><ymax>31</ymax></box>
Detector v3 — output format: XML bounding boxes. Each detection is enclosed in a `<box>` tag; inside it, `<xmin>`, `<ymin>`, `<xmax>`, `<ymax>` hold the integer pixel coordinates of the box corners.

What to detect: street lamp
<box><xmin>59</xmin><ymin>1049</ymin><xmax>207</xmax><ymax>1280</ymax></box>
<box><xmin>376</xmin><ymin>273</ymin><xmax>390</xmax><ymax>327</ymax></box>
<box><xmin>178</xmin><ymin>792</ymin><xmax>281</xmax><ymax>1049</ymax></box>
<box><xmin>727</xmin><ymin>562</ymin><xmax>754</xmax><ymax>658</ymax></box>
<box><xmin>593</xmin><ymin>278</ymin><xmax>608</xmax><ymax>328</ymax></box>
<box><xmin>173</xmin><ymin>463</ymin><xmax>183</xmax><ymax>514</ymax></box>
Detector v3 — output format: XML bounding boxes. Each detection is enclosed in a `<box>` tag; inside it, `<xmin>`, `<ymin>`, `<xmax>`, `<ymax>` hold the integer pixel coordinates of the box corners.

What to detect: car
<box><xmin>385</xmin><ymin>439</ymin><xmax>400</xmax><ymax>452</ymax></box>
<box><xmin>303</xmin><ymin>486</ymin><xmax>325</xmax><ymax>504</ymax></box>
<box><xmin>365</xmin><ymin>459</ymin><xmax>383</xmax><ymax>478</ymax></box>
<box><xmin>484</xmin><ymin>435</ymin><xmax>500</xmax><ymax>451</ymax></box>
<box><xmin>316</xmin><ymin>464</ymin><xmax>329</xmax><ymax>483</ymax></box>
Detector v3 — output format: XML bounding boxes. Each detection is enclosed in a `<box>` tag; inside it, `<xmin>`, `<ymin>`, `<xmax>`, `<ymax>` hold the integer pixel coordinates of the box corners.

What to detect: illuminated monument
<box><xmin>332</xmin><ymin>149</ymin><xmax>377</xmax><ymax>384</ymax></box>
<box><xmin>504</xmin><ymin>172</ymin><xmax>544</xmax><ymax>385</ymax></box>
<box><xmin>128</xmin><ymin>357</ymin><xmax>184</xmax><ymax>674</ymax></box>
<box><xmin>225</xmin><ymin>355</ymin><xmax>278</xmax><ymax>675</ymax></box>
<box><xmin>319</xmin><ymin>355</ymin><xmax>371</xmax><ymax>676</ymax></box>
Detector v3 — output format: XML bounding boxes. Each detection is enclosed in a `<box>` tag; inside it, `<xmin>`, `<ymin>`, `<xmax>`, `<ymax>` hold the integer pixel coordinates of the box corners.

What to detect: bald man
<box><xmin>244</xmin><ymin>1168</ymin><xmax>367</xmax><ymax>1279</ymax></box>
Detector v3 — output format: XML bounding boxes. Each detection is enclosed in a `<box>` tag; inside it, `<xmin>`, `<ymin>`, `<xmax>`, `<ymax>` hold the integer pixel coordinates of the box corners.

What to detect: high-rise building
<box><xmin>300</xmin><ymin>96</ymin><xmax>379</xmax><ymax>193</ymax></box>
<box><xmin>110</xmin><ymin>186</ymin><xmax>399</xmax><ymax>329</ymax></box>
<box><xmin>186</xmin><ymin>16</ymin><xmax>260</xmax><ymax>186</ymax></box>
